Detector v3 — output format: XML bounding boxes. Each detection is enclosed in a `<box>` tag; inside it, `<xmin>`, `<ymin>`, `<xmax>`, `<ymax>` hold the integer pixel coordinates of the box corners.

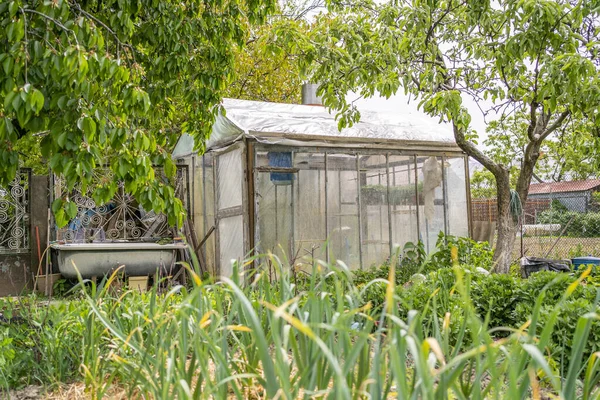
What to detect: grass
<box><xmin>1</xmin><ymin>255</ymin><xmax>600</xmax><ymax>399</ymax></box>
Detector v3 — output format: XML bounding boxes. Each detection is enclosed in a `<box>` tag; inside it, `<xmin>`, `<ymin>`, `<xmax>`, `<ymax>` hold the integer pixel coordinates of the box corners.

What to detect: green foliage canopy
<box><xmin>0</xmin><ymin>0</ymin><xmax>275</xmax><ymax>226</ymax></box>
<box><xmin>304</xmin><ymin>0</ymin><xmax>600</xmax><ymax>142</ymax></box>
<box><xmin>484</xmin><ymin>114</ymin><xmax>600</xmax><ymax>182</ymax></box>
<box><xmin>224</xmin><ymin>17</ymin><xmax>306</xmax><ymax>103</ymax></box>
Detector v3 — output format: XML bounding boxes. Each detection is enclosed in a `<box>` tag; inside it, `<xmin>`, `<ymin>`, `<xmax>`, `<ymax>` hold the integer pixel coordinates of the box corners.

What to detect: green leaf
<box><xmin>57</xmin><ymin>96</ymin><xmax>68</xmax><ymax>110</ymax></box>
<box><xmin>57</xmin><ymin>131</ymin><xmax>68</xmax><ymax>147</ymax></box>
<box><xmin>6</xmin><ymin>18</ymin><xmax>24</xmax><ymax>43</ymax></box>
<box><xmin>4</xmin><ymin>91</ymin><xmax>17</xmax><ymax>111</ymax></box>
<box><xmin>51</xmin><ymin>198</ymin><xmax>63</xmax><ymax>214</ymax></box>
<box><xmin>30</xmin><ymin>89</ymin><xmax>45</xmax><ymax>113</ymax></box>
<box><xmin>164</xmin><ymin>157</ymin><xmax>175</xmax><ymax>178</ymax></box>
<box><xmin>65</xmin><ymin>201</ymin><xmax>78</xmax><ymax>220</ymax></box>
<box><xmin>8</xmin><ymin>1</ymin><xmax>19</xmax><ymax>17</ymax></box>
<box><xmin>82</xmin><ymin>117</ymin><xmax>96</xmax><ymax>141</ymax></box>
<box><xmin>2</xmin><ymin>56</ymin><xmax>13</xmax><ymax>75</ymax></box>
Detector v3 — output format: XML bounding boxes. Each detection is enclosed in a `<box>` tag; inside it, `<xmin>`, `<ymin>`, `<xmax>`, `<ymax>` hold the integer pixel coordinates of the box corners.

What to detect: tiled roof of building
<box><xmin>529</xmin><ymin>179</ymin><xmax>600</xmax><ymax>195</ymax></box>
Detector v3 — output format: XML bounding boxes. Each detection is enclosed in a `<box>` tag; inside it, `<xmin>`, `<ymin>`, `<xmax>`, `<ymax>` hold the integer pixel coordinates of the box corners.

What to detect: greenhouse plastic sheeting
<box><xmin>294</xmin><ymin>153</ymin><xmax>327</xmax><ymax>265</ymax></box>
<box><xmin>172</xmin><ymin>98</ymin><xmax>457</xmax><ymax>156</ymax></box>
<box><xmin>359</xmin><ymin>155</ymin><xmax>391</xmax><ymax>267</ymax></box>
<box><xmin>326</xmin><ymin>154</ymin><xmax>361</xmax><ymax>269</ymax></box>
<box><xmin>218</xmin><ymin>215</ymin><xmax>244</xmax><ymax>277</ymax></box>
<box><xmin>217</xmin><ymin>147</ymin><xmax>243</xmax><ymax>210</ymax></box>
<box><xmin>417</xmin><ymin>156</ymin><xmax>445</xmax><ymax>252</ymax></box>
<box><xmin>388</xmin><ymin>155</ymin><xmax>419</xmax><ymax>250</ymax></box>
<box><xmin>446</xmin><ymin>157</ymin><xmax>469</xmax><ymax>238</ymax></box>
<box><xmin>201</xmin><ymin>154</ymin><xmax>217</xmax><ymax>274</ymax></box>
<box><xmin>255</xmin><ymin>171</ymin><xmax>293</xmax><ymax>259</ymax></box>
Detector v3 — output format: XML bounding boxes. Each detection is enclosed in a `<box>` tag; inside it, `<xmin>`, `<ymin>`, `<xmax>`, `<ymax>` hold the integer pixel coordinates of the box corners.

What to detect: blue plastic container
<box><xmin>571</xmin><ymin>256</ymin><xmax>600</xmax><ymax>271</ymax></box>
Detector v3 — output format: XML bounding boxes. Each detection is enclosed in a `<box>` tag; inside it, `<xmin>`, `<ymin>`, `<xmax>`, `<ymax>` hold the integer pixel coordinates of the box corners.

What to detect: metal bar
<box><xmin>357</xmin><ymin>155</ymin><xmax>364</xmax><ymax>270</ymax></box>
<box><xmin>413</xmin><ymin>155</ymin><xmax>420</xmax><ymax>245</ymax></box>
<box><xmin>122</xmin><ymin>183</ymin><xmax>127</xmax><ymax>241</ymax></box>
<box><xmin>386</xmin><ymin>154</ymin><xmax>393</xmax><ymax>257</ymax></box>
<box><xmin>442</xmin><ymin>155</ymin><xmax>449</xmax><ymax>239</ymax></box>
<box><xmin>202</xmin><ymin>156</ymin><xmax>207</xmax><ymax>235</ymax></box>
<box><xmin>245</xmin><ymin>132</ymin><xmax>464</xmax><ymax>152</ymax></box>
<box><xmin>240</xmin><ymin>139</ymin><xmax>249</xmax><ymax>274</ymax></box>
<box><xmin>317</xmin><ymin>160</ymin><xmax>322</xmax><ymax>239</ymax></box>
<box><xmin>407</xmin><ymin>158</ymin><xmax>413</xmax><ymax>241</ymax></box>
<box><xmin>216</xmin><ymin>205</ymin><xmax>244</xmax><ymax>219</ymax></box>
<box><xmin>213</xmin><ymin>153</ymin><xmax>220</xmax><ymax>275</ymax></box>
<box><xmin>254</xmin><ymin>166</ymin><xmax>300</xmax><ymax>173</ymax></box>
<box><xmin>543</xmin><ymin>215</ymin><xmax>576</xmax><ymax>258</ymax></box>
<box><xmin>464</xmin><ymin>155</ymin><xmax>474</xmax><ymax>239</ymax></box>
<box><xmin>275</xmin><ymin>185</ymin><xmax>279</xmax><ymax>241</ymax></box>
<box><xmin>185</xmin><ymin>165</ymin><xmax>192</xmax><ymax>221</ymax></box>
<box><xmin>377</xmin><ymin>161</ymin><xmax>383</xmax><ymax>248</ymax></box>
<box><xmin>338</xmin><ymin>167</ymin><xmax>342</xmax><ymax>262</ymax></box>
<box><xmin>191</xmin><ymin>156</ymin><xmax>195</xmax><ymax>223</ymax></box>
<box><xmin>197</xmin><ymin>225</ymin><xmax>216</xmax><ymax>249</ymax></box>
<box><xmin>324</xmin><ymin>152</ymin><xmax>329</xmax><ymax>263</ymax></box>
<box><xmin>246</xmin><ymin>141</ymin><xmax>256</xmax><ymax>260</ymax></box>
<box><xmin>393</xmin><ymin>160</ymin><xmax>398</xmax><ymax>247</ymax></box>
<box><xmin>290</xmin><ymin>151</ymin><xmax>296</xmax><ymax>261</ymax></box>
<box><xmin>253</xmin><ymin>142</ymin><xmax>467</xmax><ymax>160</ymax></box>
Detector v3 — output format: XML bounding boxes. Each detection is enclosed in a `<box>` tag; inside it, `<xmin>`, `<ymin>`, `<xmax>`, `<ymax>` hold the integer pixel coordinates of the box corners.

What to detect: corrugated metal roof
<box><xmin>529</xmin><ymin>179</ymin><xmax>600</xmax><ymax>195</ymax></box>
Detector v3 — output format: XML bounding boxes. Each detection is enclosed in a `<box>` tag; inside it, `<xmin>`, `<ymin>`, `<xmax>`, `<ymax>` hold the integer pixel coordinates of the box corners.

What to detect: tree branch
<box><xmin>69</xmin><ymin>1</ymin><xmax>137</xmax><ymax>63</ymax></box>
<box><xmin>538</xmin><ymin>110</ymin><xmax>570</xmax><ymax>141</ymax></box>
<box><xmin>452</xmin><ymin>123</ymin><xmax>501</xmax><ymax>176</ymax></box>
<box><xmin>527</xmin><ymin>101</ymin><xmax>538</xmax><ymax>141</ymax></box>
<box><xmin>21</xmin><ymin>8</ymin><xmax>78</xmax><ymax>45</ymax></box>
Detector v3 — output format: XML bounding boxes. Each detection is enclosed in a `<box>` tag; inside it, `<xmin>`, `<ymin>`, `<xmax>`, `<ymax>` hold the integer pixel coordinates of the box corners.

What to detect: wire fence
<box><xmin>471</xmin><ymin>181</ymin><xmax>600</xmax><ymax>260</ymax></box>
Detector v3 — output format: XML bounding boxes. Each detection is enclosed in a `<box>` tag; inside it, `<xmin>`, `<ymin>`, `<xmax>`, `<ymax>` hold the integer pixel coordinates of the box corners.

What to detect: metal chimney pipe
<box><xmin>301</xmin><ymin>83</ymin><xmax>323</xmax><ymax>106</ymax></box>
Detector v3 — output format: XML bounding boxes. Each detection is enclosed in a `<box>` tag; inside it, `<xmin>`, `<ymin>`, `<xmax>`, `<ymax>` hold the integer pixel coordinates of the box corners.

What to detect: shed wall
<box><xmin>528</xmin><ymin>191</ymin><xmax>590</xmax><ymax>212</ymax></box>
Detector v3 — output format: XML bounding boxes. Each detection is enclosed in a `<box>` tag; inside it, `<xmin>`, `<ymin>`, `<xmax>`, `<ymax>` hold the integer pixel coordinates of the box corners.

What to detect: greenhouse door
<box><xmin>215</xmin><ymin>145</ymin><xmax>246</xmax><ymax>277</ymax></box>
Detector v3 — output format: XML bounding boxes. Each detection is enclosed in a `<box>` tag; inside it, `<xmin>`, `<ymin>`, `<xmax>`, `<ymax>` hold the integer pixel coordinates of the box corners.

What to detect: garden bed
<box><xmin>1</xmin><ymin>236</ymin><xmax>598</xmax><ymax>398</ymax></box>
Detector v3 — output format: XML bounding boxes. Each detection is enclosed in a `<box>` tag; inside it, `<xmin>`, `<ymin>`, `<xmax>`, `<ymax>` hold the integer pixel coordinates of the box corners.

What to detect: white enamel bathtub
<box><xmin>51</xmin><ymin>242</ymin><xmax>187</xmax><ymax>279</ymax></box>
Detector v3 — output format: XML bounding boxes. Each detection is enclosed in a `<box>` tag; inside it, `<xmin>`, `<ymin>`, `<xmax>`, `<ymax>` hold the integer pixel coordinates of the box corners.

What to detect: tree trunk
<box><xmin>492</xmin><ymin>169</ymin><xmax>518</xmax><ymax>274</ymax></box>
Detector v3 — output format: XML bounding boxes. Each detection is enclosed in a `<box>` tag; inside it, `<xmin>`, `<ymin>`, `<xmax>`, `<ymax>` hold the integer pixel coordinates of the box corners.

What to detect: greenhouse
<box><xmin>173</xmin><ymin>97</ymin><xmax>471</xmax><ymax>276</ymax></box>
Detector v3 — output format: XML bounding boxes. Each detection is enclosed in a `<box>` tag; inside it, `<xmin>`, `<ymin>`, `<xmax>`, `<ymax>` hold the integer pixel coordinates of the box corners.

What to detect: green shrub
<box><xmin>537</xmin><ymin>298</ymin><xmax>600</xmax><ymax>369</ymax></box>
<box><xmin>470</xmin><ymin>273</ymin><xmax>520</xmax><ymax>329</ymax></box>
<box><xmin>428</xmin><ymin>232</ymin><xmax>494</xmax><ymax>270</ymax></box>
<box><xmin>537</xmin><ymin>210</ymin><xmax>600</xmax><ymax>238</ymax></box>
<box><xmin>355</xmin><ymin>233</ymin><xmax>493</xmax><ymax>290</ymax></box>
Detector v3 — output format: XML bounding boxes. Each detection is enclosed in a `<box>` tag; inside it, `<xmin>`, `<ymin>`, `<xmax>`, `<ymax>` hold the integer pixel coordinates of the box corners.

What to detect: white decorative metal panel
<box><xmin>0</xmin><ymin>170</ymin><xmax>30</xmax><ymax>254</ymax></box>
<box><xmin>53</xmin><ymin>167</ymin><xmax>189</xmax><ymax>243</ymax></box>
